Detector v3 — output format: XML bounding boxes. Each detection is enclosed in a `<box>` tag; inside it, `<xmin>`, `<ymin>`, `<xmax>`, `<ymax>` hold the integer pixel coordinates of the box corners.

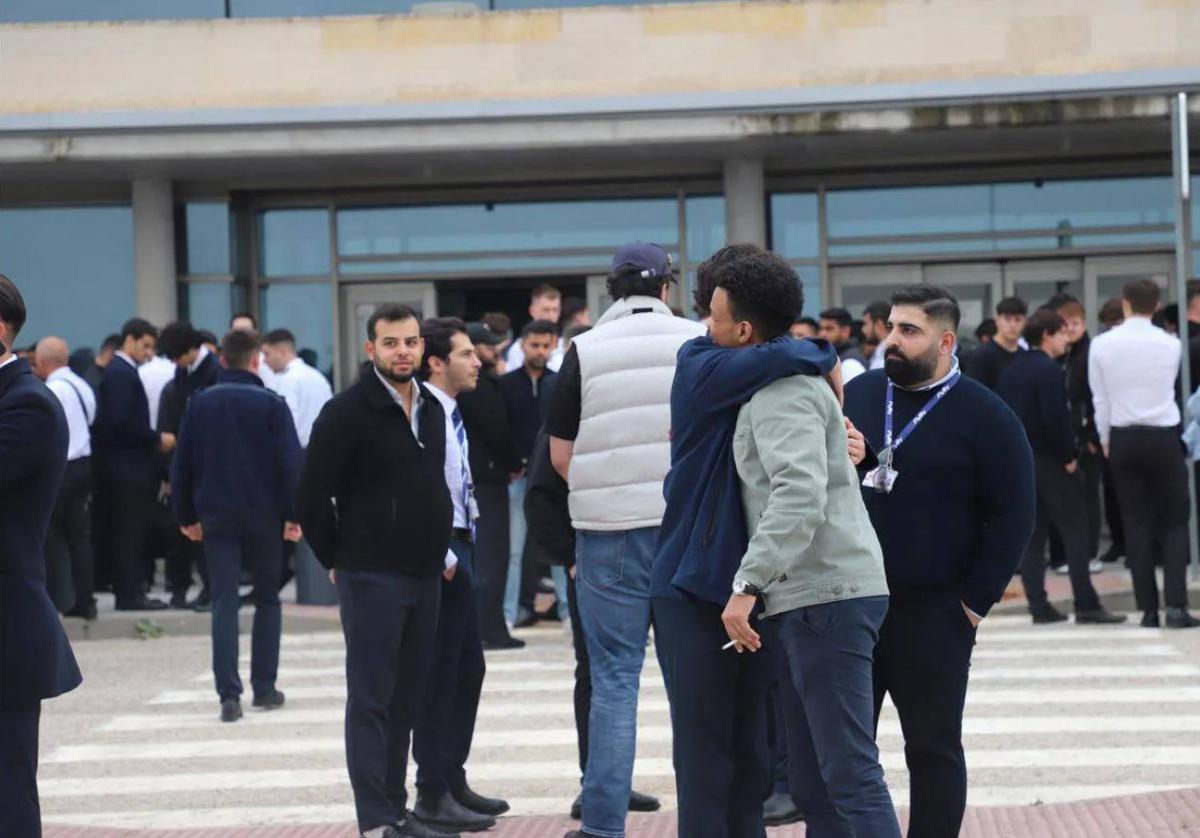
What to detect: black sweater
<box><xmin>997</xmin><ymin>350</ymin><xmax>1076</xmax><ymax>465</ymax></box>
<box><xmin>843</xmin><ymin>370</ymin><xmax>1036</xmax><ymax>617</ymax></box>
<box><xmin>964</xmin><ymin>340</ymin><xmax>1023</xmax><ymax>392</ymax></box>
<box><xmin>296</xmin><ymin>366</ymin><xmax>452</xmax><ymax>576</ymax></box>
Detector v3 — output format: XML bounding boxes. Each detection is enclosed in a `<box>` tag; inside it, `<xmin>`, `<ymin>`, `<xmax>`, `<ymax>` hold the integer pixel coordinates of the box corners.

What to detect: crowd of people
<box><xmin>1</xmin><ymin>238</ymin><xmax>1197</xmax><ymax>838</ymax></box>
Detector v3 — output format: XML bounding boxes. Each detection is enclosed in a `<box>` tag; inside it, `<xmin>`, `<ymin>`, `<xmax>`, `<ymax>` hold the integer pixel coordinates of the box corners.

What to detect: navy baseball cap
<box><xmin>611</xmin><ymin>242</ymin><xmax>675</xmax><ymax>281</ymax></box>
<box><xmin>467</xmin><ymin>322</ymin><xmax>503</xmax><ymax>346</ymax></box>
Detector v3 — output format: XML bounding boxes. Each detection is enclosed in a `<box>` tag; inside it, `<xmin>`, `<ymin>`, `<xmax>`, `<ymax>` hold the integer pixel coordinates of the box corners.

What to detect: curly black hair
<box><xmin>693</xmin><ymin>243</ymin><xmax>766</xmax><ymax>317</ymax></box>
<box><xmin>711</xmin><ymin>250</ymin><xmax>803</xmax><ymax>341</ymax></box>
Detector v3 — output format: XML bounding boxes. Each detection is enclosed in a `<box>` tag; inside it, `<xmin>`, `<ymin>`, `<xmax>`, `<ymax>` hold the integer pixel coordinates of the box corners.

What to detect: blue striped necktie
<box><xmin>451</xmin><ymin>407</ymin><xmax>475</xmax><ymax>538</ymax></box>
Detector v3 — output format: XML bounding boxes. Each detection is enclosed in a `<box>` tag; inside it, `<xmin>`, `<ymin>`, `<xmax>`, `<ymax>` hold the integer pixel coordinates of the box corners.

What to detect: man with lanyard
<box><xmin>843</xmin><ymin>284</ymin><xmax>1035</xmax><ymax>838</ymax></box>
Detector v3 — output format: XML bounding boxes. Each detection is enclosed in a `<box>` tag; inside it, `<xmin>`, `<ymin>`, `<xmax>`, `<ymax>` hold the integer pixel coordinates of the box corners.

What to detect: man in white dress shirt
<box><xmin>35</xmin><ymin>336</ymin><xmax>98</xmax><ymax>619</ymax></box>
<box><xmin>505</xmin><ymin>284</ymin><xmax>564</xmax><ymax>372</ymax></box>
<box><xmin>862</xmin><ymin>300</ymin><xmax>891</xmax><ymax>371</ymax></box>
<box><xmin>1089</xmin><ymin>278</ymin><xmax>1198</xmax><ymax>629</ymax></box>
<box><xmin>231</xmin><ymin>312</ymin><xmax>278</xmax><ymax>391</ymax></box>
<box><xmin>264</xmin><ymin>329</ymin><xmax>334</xmax><ymax>448</ymax></box>
<box><xmin>138</xmin><ymin>349</ymin><xmax>175</xmax><ymax>432</ymax></box>
<box><xmin>411</xmin><ymin>318</ymin><xmax>510</xmax><ymax>833</ymax></box>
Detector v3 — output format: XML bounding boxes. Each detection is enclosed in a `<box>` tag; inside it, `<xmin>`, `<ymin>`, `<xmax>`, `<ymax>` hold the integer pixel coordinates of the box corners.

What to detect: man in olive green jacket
<box><xmin>714</xmin><ymin>266</ymin><xmax>901</xmax><ymax>838</ymax></box>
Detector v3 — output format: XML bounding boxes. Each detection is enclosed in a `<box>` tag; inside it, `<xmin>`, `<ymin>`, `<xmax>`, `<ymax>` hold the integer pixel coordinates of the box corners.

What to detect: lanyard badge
<box><xmin>863</xmin><ymin>372</ymin><xmax>961</xmax><ymax>494</ymax></box>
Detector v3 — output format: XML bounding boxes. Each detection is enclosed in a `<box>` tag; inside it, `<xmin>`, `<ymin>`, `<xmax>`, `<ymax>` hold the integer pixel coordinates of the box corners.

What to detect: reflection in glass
<box><xmin>796</xmin><ymin>264</ymin><xmax>821</xmax><ymax>319</ymax></box>
<box><xmin>0</xmin><ymin>207</ymin><xmax>135</xmax><ymax>353</ymax></box>
<box><xmin>184</xmin><ymin>283</ymin><xmax>234</xmax><ymax>337</ymax></box>
<box><xmin>685</xmin><ymin>196</ymin><xmax>726</xmax><ymax>264</ymax></box>
<box><xmin>261</xmin><ymin>209</ymin><xmax>330</xmax><ymax>278</ymax></box>
<box><xmin>185</xmin><ymin>203</ymin><xmax>232</xmax><ymax>276</ymax></box>
<box><xmin>770</xmin><ymin>193</ymin><xmax>820</xmax><ymax>260</ymax></box>
<box><xmin>261</xmin><ymin>283</ymin><xmax>334</xmax><ymax>379</ymax></box>
<box><xmin>1</xmin><ymin>0</ymin><xmax>220</xmax><ymax>22</ymax></box>
<box><xmin>230</xmin><ymin>0</ymin><xmax>429</xmax><ymax>16</ymax></box>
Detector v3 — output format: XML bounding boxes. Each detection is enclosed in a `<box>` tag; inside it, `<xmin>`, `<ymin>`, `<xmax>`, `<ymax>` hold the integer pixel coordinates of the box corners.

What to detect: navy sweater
<box><xmin>171</xmin><ymin>369</ymin><xmax>303</xmax><ymax>526</ymax></box>
<box><xmin>996</xmin><ymin>349</ymin><xmax>1076</xmax><ymax>465</ymax></box>
<box><xmin>843</xmin><ymin>370</ymin><xmax>1035</xmax><ymax>617</ymax></box>
<box><xmin>654</xmin><ymin>336</ymin><xmax>839</xmax><ymax>606</ymax></box>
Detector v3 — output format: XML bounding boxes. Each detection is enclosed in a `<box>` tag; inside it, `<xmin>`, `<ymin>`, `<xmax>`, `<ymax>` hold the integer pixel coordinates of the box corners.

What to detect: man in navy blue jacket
<box><xmin>843</xmin><ymin>284</ymin><xmax>1035</xmax><ymax>838</ymax></box>
<box><xmin>171</xmin><ymin>329</ymin><xmax>303</xmax><ymax>723</ymax></box>
<box><xmin>997</xmin><ymin>309</ymin><xmax>1125</xmax><ymax>626</ymax></box>
<box><xmin>0</xmin><ymin>275</ymin><xmax>83</xmax><ymax>837</ymax></box>
<box><xmin>92</xmin><ymin>317</ymin><xmax>174</xmax><ymax>611</ymax></box>
<box><xmin>654</xmin><ymin>246</ymin><xmax>840</xmax><ymax>838</ymax></box>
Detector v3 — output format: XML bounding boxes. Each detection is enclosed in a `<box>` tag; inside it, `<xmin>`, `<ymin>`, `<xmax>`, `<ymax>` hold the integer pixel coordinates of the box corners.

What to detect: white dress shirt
<box><xmin>841</xmin><ymin>356</ymin><xmax>867</xmax><ymax>383</ymax></box>
<box><xmin>138</xmin><ymin>355</ymin><xmax>175</xmax><ymax>431</ymax></box>
<box><xmin>373</xmin><ymin>368</ymin><xmax>457</xmax><ymax>570</ymax></box>
<box><xmin>188</xmin><ymin>345</ymin><xmax>211</xmax><ymax>374</ymax></box>
<box><xmin>506</xmin><ymin>338</ymin><xmax>564</xmax><ymax>373</ymax></box>
<box><xmin>424</xmin><ymin>381</ymin><xmax>472</xmax><ymax>530</ymax></box>
<box><xmin>256</xmin><ymin>351</ymin><xmax>278</xmax><ymax>390</ymax></box>
<box><xmin>868</xmin><ymin>341</ymin><xmax>887</xmax><ymax>371</ymax></box>
<box><xmin>46</xmin><ymin>366</ymin><xmax>96</xmax><ymax>461</ymax></box>
<box><xmin>272</xmin><ymin>356</ymin><xmax>333</xmax><ymax>448</ymax></box>
<box><xmin>1088</xmin><ymin>316</ymin><xmax>1182</xmax><ymax>445</ymax></box>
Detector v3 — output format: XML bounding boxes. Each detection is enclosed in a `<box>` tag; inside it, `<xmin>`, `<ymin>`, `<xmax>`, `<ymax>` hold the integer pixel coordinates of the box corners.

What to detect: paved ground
<box><xmin>37</xmin><ymin>567</ymin><xmax>1200</xmax><ymax>836</ymax></box>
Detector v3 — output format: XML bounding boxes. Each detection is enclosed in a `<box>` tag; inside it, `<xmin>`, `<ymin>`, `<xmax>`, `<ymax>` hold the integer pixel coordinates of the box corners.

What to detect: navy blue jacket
<box><xmin>171</xmin><ymin>369</ymin><xmax>303</xmax><ymax>526</ymax></box>
<box><xmin>996</xmin><ymin>349</ymin><xmax>1076</xmax><ymax>465</ymax></box>
<box><xmin>498</xmin><ymin>366</ymin><xmax>557</xmax><ymax>466</ymax></box>
<box><xmin>843</xmin><ymin>370</ymin><xmax>1036</xmax><ymax>617</ymax></box>
<box><xmin>0</xmin><ymin>358</ymin><xmax>82</xmax><ymax>706</ymax></box>
<box><xmin>654</xmin><ymin>336</ymin><xmax>839</xmax><ymax>606</ymax></box>
<box><xmin>93</xmin><ymin>354</ymin><xmax>158</xmax><ymax>481</ymax></box>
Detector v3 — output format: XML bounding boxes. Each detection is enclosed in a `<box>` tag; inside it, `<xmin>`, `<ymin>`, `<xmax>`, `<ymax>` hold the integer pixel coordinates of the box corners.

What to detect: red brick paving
<box><xmin>43</xmin><ymin>786</ymin><xmax>1200</xmax><ymax>837</ymax></box>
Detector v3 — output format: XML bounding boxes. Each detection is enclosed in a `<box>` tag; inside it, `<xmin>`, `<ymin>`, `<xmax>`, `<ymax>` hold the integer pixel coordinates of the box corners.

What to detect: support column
<box><xmin>723</xmin><ymin>158</ymin><xmax>767</xmax><ymax>246</ymax></box>
<box><xmin>132</xmin><ymin>178</ymin><xmax>177</xmax><ymax>327</ymax></box>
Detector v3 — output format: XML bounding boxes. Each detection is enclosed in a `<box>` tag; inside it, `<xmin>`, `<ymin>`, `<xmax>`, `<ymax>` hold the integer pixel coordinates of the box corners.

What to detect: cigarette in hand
<box><xmin>721</xmin><ymin>640</ymin><xmax>737</xmax><ymax>651</ymax></box>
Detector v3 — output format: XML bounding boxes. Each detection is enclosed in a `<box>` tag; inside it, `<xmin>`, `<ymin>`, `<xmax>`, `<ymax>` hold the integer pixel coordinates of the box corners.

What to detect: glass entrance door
<box><xmin>338</xmin><ymin>281</ymin><xmax>437</xmax><ymax>389</ymax></box>
<box><xmin>1085</xmin><ymin>254</ymin><xmax>1175</xmax><ymax>333</ymax></box>
<box><xmin>1004</xmin><ymin>259</ymin><xmax>1085</xmax><ymax>314</ymax></box>
<box><xmin>831</xmin><ymin>262</ymin><xmax>999</xmax><ymax>335</ymax></box>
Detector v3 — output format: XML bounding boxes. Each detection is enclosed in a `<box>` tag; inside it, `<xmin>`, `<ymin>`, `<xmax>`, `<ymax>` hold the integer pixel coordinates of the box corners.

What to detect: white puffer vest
<box><xmin>567</xmin><ymin>295</ymin><xmax>705</xmax><ymax>531</ymax></box>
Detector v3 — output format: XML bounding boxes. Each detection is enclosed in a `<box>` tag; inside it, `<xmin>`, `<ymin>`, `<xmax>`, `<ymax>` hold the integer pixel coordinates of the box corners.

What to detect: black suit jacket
<box><xmin>0</xmin><ymin>358</ymin><xmax>82</xmax><ymax>706</ymax></box>
<box><xmin>457</xmin><ymin>370</ymin><xmax>520</xmax><ymax>486</ymax></box>
<box><xmin>297</xmin><ymin>363</ymin><xmax>452</xmax><ymax>577</ymax></box>
<box><xmin>93</xmin><ymin>354</ymin><xmax>158</xmax><ymax>482</ymax></box>
<box><xmin>159</xmin><ymin>351</ymin><xmax>220</xmax><ymax>437</ymax></box>
<box><xmin>523</xmin><ymin>430</ymin><xmax>574</xmax><ymax>568</ymax></box>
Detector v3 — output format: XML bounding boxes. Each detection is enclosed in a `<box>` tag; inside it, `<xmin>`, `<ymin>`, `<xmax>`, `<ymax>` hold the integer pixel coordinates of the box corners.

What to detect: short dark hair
<box><xmin>1157</xmin><ymin>302</ymin><xmax>1179</xmax><ymax>330</ymax></box>
<box><xmin>221</xmin><ymin>328</ymin><xmax>261</xmax><ymax>370</ymax></box>
<box><xmin>564</xmin><ymin>323</ymin><xmax>592</xmax><ymax>342</ymax></box>
<box><xmin>1023</xmin><ymin>309</ymin><xmax>1065</xmax><ymax>347</ymax></box>
<box><xmin>531</xmin><ymin>284</ymin><xmax>561</xmax><ymax>303</ymax></box>
<box><xmin>1098</xmin><ymin>297</ymin><xmax>1125</xmax><ymax>327</ymax></box>
<box><xmin>197</xmin><ymin>329</ymin><xmax>219</xmax><ymax>347</ymax></box>
<box><xmin>157</xmin><ymin>321</ymin><xmax>203</xmax><ymax>361</ymax></box>
<box><xmin>794</xmin><ymin>316</ymin><xmax>819</xmax><ymax>330</ymax></box>
<box><xmin>367</xmin><ymin>303</ymin><xmax>419</xmax><ymax>342</ymax></box>
<box><xmin>975</xmin><ymin>318</ymin><xmax>997</xmax><ymax>341</ymax></box>
<box><xmin>481</xmin><ymin>311</ymin><xmax>511</xmax><ymax>339</ymax></box>
<box><xmin>890</xmin><ymin>285</ymin><xmax>961</xmax><ymax>331</ymax></box>
<box><xmin>819</xmin><ymin>308</ymin><xmax>853</xmax><ymax>328</ymax></box>
<box><xmin>230</xmin><ymin>311</ymin><xmax>257</xmax><ymax>329</ymax></box>
<box><xmin>863</xmin><ymin>300</ymin><xmax>891</xmax><ymax>322</ymax></box>
<box><xmin>121</xmin><ymin>318</ymin><xmax>158</xmax><ymax>342</ymax></box>
<box><xmin>264</xmin><ymin>328</ymin><xmax>296</xmax><ymax>347</ymax></box>
<box><xmin>521</xmin><ymin>319</ymin><xmax>558</xmax><ymax>339</ymax></box>
<box><xmin>607</xmin><ymin>266</ymin><xmax>669</xmax><ymax>302</ymax></box>
<box><xmin>0</xmin><ymin>274</ymin><xmax>28</xmax><ymax>341</ymax></box>
<box><xmin>713</xmin><ymin>251</ymin><xmax>804</xmax><ymax>341</ymax></box>
<box><xmin>1123</xmin><ymin>278</ymin><xmax>1161</xmax><ymax>316</ymax></box>
<box><xmin>99</xmin><ymin>333</ymin><xmax>122</xmax><ymax>353</ymax></box>
<box><xmin>996</xmin><ymin>296</ymin><xmax>1028</xmax><ymax>317</ymax></box>
<box><xmin>420</xmin><ymin>317</ymin><xmax>468</xmax><ymax>378</ymax></box>
<box><xmin>1187</xmin><ymin>278</ymin><xmax>1200</xmax><ymax>304</ymax></box>
<box><xmin>560</xmin><ymin>296</ymin><xmax>588</xmax><ymax>326</ymax></box>
<box><xmin>693</xmin><ymin>243</ymin><xmax>766</xmax><ymax>317</ymax></box>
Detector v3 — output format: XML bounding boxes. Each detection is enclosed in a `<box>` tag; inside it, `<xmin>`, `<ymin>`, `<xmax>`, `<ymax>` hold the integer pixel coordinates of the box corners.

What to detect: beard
<box><xmin>884</xmin><ymin>344</ymin><xmax>939</xmax><ymax>388</ymax></box>
<box><xmin>373</xmin><ymin>357</ymin><xmax>414</xmax><ymax>385</ymax></box>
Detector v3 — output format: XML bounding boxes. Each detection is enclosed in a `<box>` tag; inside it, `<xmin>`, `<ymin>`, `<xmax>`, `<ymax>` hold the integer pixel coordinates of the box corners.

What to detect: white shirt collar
<box><xmin>47</xmin><ymin>365</ymin><xmax>72</xmax><ymax>383</ymax></box>
<box><xmin>0</xmin><ymin>354</ymin><xmax>17</xmax><ymax>372</ymax></box>
<box><xmin>374</xmin><ymin>366</ymin><xmax>423</xmax><ymax>410</ymax></box>
<box><xmin>422</xmin><ymin>380</ymin><xmax>458</xmax><ymax>414</ymax></box>
<box><xmin>115</xmin><ymin>350</ymin><xmax>138</xmax><ymax>368</ymax></box>
<box><xmin>895</xmin><ymin>355</ymin><xmax>961</xmax><ymax>392</ymax></box>
<box><xmin>187</xmin><ymin>345</ymin><xmax>210</xmax><ymax>374</ymax></box>
<box><xmin>283</xmin><ymin>355</ymin><xmax>305</xmax><ymax>374</ymax></box>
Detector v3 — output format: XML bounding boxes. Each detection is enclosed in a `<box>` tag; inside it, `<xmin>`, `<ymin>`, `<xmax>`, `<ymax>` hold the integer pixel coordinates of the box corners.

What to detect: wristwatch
<box><xmin>732</xmin><ymin>579</ymin><xmax>761</xmax><ymax>597</ymax></box>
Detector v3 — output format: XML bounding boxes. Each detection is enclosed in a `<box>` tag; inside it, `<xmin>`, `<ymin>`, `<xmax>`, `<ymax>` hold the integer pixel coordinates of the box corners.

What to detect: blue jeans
<box><xmin>201</xmin><ymin>511</ymin><xmax>282</xmax><ymax>702</ymax></box>
<box><xmin>504</xmin><ymin>476</ymin><xmax>527</xmax><ymax>626</ymax></box>
<box><xmin>776</xmin><ymin>596</ymin><xmax>900</xmax><ymax>838</ymax></box>
<box><xmin>576</xmin><ymin>526</ymin><xmax>657</xmax><ymax>838</ymax></box>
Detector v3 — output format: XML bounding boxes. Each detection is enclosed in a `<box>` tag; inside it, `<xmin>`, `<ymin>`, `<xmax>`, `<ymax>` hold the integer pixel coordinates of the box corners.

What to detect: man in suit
<box><xmin>297</xmin><ymin>304</ymin><xmax>458</xmax><ymax>838</ymax></box>
<box><xmin>172</xmin><ymin>329</ymin><xmax>303</xmax><ymax>722</ymax></box>
<box><xmin>92</xmin><ymin>317</ymin><xmax>175</xmax><ymax>611</ymax></box>
<box><xmin>457</xmin><ymin>322</ymin><xmax>523</xmax><ymax>650</ymax></box>
<box><xmin>0</xmin><ymin>275</ymin><xmax>83</xmax><ymax>837</ymax></box>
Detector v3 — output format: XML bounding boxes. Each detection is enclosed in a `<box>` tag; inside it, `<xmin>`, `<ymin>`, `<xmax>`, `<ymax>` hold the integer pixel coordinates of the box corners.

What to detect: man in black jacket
<box><xmin>997</xmin><ymin>310</ymin><xmax>1124</xmax><ymax>626</ymax></box>
<box><xmin>92</xmin><ymin>317</ymin><xmax>175</xmax><ymax>611</ymax></box>
<box><xmin>458</xmin><ymin>323</ymin><xmax>523</xmax><ymax>650</ymax></box>
<box><xmin>297</xmin><ymin>304</ymin><xmax>456</xmax><ymax>838</ymax></box>
<box><xmin>0</xmin><ymin>275</ymin><xmax>83</xmax><ymax>837</ymax></box>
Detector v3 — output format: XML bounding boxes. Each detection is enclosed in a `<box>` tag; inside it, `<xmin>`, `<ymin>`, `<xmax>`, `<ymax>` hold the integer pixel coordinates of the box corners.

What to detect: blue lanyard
<box><xmin>883</xmin><ymin>371</ymin><xmax>961</xmax><ymax>462</ymax></box>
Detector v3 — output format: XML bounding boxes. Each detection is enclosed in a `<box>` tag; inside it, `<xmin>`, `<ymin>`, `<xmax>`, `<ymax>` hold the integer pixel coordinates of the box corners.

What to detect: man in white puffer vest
<box><xmin>546</xmin><ymin>243</ymin><xmax>702</xmax><ymax>838</ymax></box>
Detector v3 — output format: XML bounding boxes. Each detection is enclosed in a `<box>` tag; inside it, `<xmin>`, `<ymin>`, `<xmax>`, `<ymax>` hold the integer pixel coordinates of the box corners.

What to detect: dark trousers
<box><xmin>1102</xmin><ymin>456</ymin><xmax>1126</xmax><ymax>553</ymax></box>
<box><xmin>1048</xmin><ymin>447</ymin><xmax>1103</xmax><ymax>566</ymax></box>
<box><xmin>414</xmin><ymin>538</ymin><xmax>486</xmax><ymax>798</ymax></box>
<box><xmin>763</xmin><ymin>622</ymin><xmax>791</xmax><ymax>796</ymax></box>
<box><xmin>0</xmin><ymin>702</ymin><xmax>41</xmax><ymax>838</ymax></box>
<box><xmin>338</xmin><ymin>568</ymin><xmax>441</xmax><ymax>833</ymax></box>
<box><xmin>46</xmin><ymin>457</ymin><xmax>94</xmax><ymax>614</ymax></box>
<box><xmin>473</xmin><ymin>484</ymin><xmax>512</xmax><ymax>642</ymax></box>
<box><xmin>1109</xmin><ymin>427</ymin><xmax>1192</xmax><ymax>611</ymax></box>
<box><xmin>167</xmin><ymin>533</ymin><xmax>208</xmax><ymax>598</ymax></box>
<box><xmin>777</xmin><ymin>597</ymin><xmax>899</xmax><ymax>838</ymax></box>
<box><xmin>567</xmin><ymin>570</ymin><xmax>591</xmax><ymax>778</ymax></box>
<box><xmin>653</xmin><ymin>596</ymin><xmax>769</xmax><ymax>838</ymax></box>
<box><xmin>202</xmin><ymin>512</ymin><xmax>282</xmax><ymax>701</ymax></box>
<box><xmin>107</xmin><ymin>473</ymin><xmax>154</xmax><ymax>605</ymax></box>
<box><xmin>1022</xmin><ymin>456</ymin><xmax>1102</xmax><ymax>613</ymax></box>
<box><xmin>873</xmin><ymin>590</ymin><xmax>976</xmax><ymax>838</ymax></box>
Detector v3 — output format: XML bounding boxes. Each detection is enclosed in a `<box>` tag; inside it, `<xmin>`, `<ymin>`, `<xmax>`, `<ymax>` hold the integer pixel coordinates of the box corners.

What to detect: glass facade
<box><xmin>261</xmin><ymin>208</ymin><xmax>330</xmax><ymax>278</ymax></box>
<box><xmin>183</xmin><ymin>203</ymin><xmax>232</xmax><ymax>276</ymax></box>
<box><xmin>768</xmin><ymin>192</ymin><xmax>821</xmax><ymax>313</ymax></box>
<box><xmin>260</xmin><ymin>283</ymin><xmax>335</xmax><ymax>378</ymax></box>
<box><xmin>0</xmin><ymin>206</ymin><xmax>135</xmax><ymax>354</ymax></box>
<box><xmin>184</xmin><ymin>283</ymin><xmax>235</xmax><ymax>337</ymax></box>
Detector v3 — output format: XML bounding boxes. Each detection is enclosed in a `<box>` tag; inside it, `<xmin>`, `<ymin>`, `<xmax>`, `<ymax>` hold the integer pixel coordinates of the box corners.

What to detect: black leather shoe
<box><xmin>1141</xmin><ymin>610</ymin><xmax>1161</xmax><ymax>628</ymax></box>
<box><xmin>362</xmin><ymin>827</ymin><xmax>402</xmax><ymax>838</ymax></box>
<box><xmin>220</xmin><ymin>699</ymin><xmax>242</xmax><ymax>723</ymax></box>
<box><xmin>1031</xmin><ymin>604</ymin><xmax>1068</xmax><ymax>624</ymax></box>
<box><xmin>763</xmin><ymin>790</ymin><xmax>803</xmax><ymax>826</ymax></box>
<box><xmin>115</xmin><ymin>595</ymin><xmax>169</xmax><ymax>612</ymax></box>
<box><xmin>482</xmin><ymin>635</ymin><xmax>525</xmax><ymax>651</ymax></box>
<box><xmin>169</xmin><ymin>592</ymin><xmax>191</xmax><ymax>610</ymax></box>
<box><xmin>1099</xmin><ymin>544</ymin><xmax>1125</xmax><ymax>563</ymax></box>
<box><xmin>512</xmin><ymin>612</ymin><xmax>538</xmax><ymax>629</ymax></box>
<box><xmin>397</xmin><ymin>814</ymin><xmax>459</xmax><ymax>838</ymax></box>
<box><xmin>65</xmin><ymin>602</ymin><xmax>98</xmax><ymax>621</ymax></box>
<box><xmin>452</xmin><ymin>784</ymin><xmax>509</xmax><ymax>816</ymax></box>
<box><xmin>563</xmin><ymin>832</ymin><xmax>605</xmax><ymax>838</ymax></box>
<box><xmin>1075</xmin><ymin>608</ymin><xmax>1127</xmax><ymax>624</ymax></box>
<box><xmin>536</xmin><ymin>607</ymin><xmax>562</xmax><ymax>623</ymax></box>
<box><xmin>1166</xmin><ymin>607</ymin><xmax>1200</xmax><ymax>629</ymax></box>
<box><xmin>628</xmin><ymin>790</ymin><xmax>660</xmax><ymax>812</ymax></box>
<box><xmin>570</xmin><ymin>793</ymin><xmax>582</xmax><ymax>820</ymax></box>
<box><xmin>252</xmin><ymin>689</ymin><xmax>286</xmax><ymax>710</ymax></box>
<box><xmin>413</xmin><ymin>793</ymin><xmax>494</xmax><ymax>833</ymax></box>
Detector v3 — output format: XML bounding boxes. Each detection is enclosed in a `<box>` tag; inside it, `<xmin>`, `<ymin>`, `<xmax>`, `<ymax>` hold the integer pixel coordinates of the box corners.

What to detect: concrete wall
<box><xmin>3</xmin><ymin>0</ymin><xmax>1198</xmax><ymax>120</ymax></box>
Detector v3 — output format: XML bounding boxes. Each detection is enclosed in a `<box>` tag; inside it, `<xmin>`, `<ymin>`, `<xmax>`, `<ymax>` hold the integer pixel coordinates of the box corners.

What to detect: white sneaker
<box><xmin>1088</xmin><ymin>558</ymin><xmax>1104</xmax><ymax>574</ymax></box>
<box><xmin>1052</xmin><ymin>565</ymin><xmax>1071</xmax><ymax>576</ymax></box>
